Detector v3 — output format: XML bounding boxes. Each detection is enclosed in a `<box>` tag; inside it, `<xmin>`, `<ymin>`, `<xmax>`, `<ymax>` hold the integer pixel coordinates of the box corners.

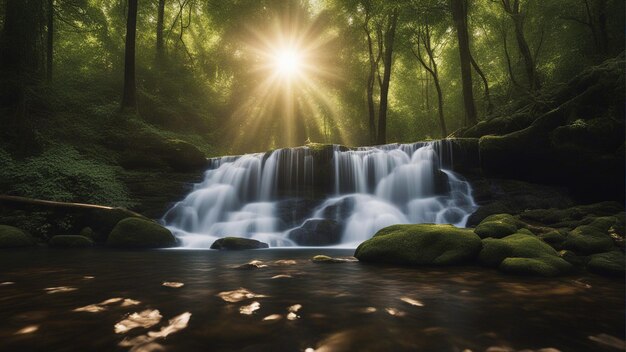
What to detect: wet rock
<box><xmin>354</xmin><ymin>224</ymin><xmax>482</xmax><ymax>266</ymax></box>
<box><xmin>235</xmin><ymin>260</ymin><xmax>268</xmax><ymax>269</ymax></box>
<box><xmin>587</xmin><ymin>251</ymin><xmax>625</xmax><ymax>276</ymax></box>
<box><xmin>288</xmin><ymin>219</ymin><xmax>342</xmax><ymax>246</ymax></box>
<box><xmin>49</xmin><ymin>235</ymin><xmax>93</xmax><ymax>248</ymax></box>
<box><xmin>474</xmin><ymin>214</ymin><xmax>521</xmax><ymax>239</ymax></box>
<box><xmin>0</xmin><ymin>225</ymin><xmax>35</xmax><ymax>248</ymax></box>
<box><xmin>311</xmin><ymin>255</ymin><xmax>356</xmax><ymax>263</ymax></box>
<box><xmin>107</xmin><ymin>217</ymin><xmax>177</xmax><ymax>248</ymax></box>
<box><xmin>210</xmin><ymin>237</ymin><xmax>269</xmax><ymax>250</ymax></box>
<box><xmin>479</xmin><ymin>231</ymin><xmax>572</xmax><ymax>277</ymax></box>
<box><xmin>274</xmin><ymin>199</ymin><xmax>321</xmax><ymax>228</ymax></box>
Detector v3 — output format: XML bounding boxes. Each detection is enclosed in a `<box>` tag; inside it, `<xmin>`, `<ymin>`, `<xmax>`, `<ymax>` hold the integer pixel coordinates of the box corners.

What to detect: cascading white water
<box><xmin>164</xmin><ymin>141</ymin><xmax>476</xmax><ymax>248</ymax></box>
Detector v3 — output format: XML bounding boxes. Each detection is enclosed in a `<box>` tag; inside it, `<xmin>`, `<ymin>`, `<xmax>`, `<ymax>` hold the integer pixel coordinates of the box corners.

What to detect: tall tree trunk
<box><xmin>46</xmin><ymin>0</ymin><xmax>53</xmax><ymax>82</ymax></box>
<box><xmin>501</xmin><ymin>0</ymin><xmax>540</xmax><ymax>91</ymax></box>
<box><xmin>364</xmin><ymin>16</ymin><xmax>377</xmax><ymax>145</ymax></box>
<box><xmin>376</xmin><ymin>10</ymin><xmax>398</xmax><ymax>145</ymax></box>
<box><xmin>450</xmin><ymin>0</ymin><xmax>477</xmax><ymax>126</ymax></box>
<box><xmin>470</xmin><ymin>53</ymin><xmax>493</xmax><ymax>115</ymax></box>
<box><xmin>121</xmin><ymin>0</ymin><xmax>138</xmax><ymax>111</ymax></box>
<box><xmin>156</xmin><ymin>0</ymin><xmax>165</xmax><ymax>64</ymax></box>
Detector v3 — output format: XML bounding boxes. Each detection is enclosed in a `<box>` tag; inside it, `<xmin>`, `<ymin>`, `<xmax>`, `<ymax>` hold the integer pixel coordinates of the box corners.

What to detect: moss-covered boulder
<box><xmin>49</xmin><ymin>235</ymin><xmax>94</xmax><ymax>248</ymax></box>
<box><xmin>474</xmin><ymin>214</ymin><xmax>521</xmax><ymax>239</ymax></box>
<box><xmin>107</xmin><ymin>218</ymin><xmax>176</xmax><ymax>248</ymax></box>
<box><xmin>0</xmin><ymin>225</ymin><xmax>35</xmax><ymax>248</ymax></box>
<box><xmin>210</xmin><ymin>237</ymin><xmax>269</xmax><ymax>250</ymax></box>
<box><xmin>587</xmin><ymin>251</ymin><xmax>625</xmax><ymax>276</ymax></box>
<box><xmin>562</xmin><ymin>224</ymin><xmax>616</xmax><ymax>254</ymax></box>
<box><xmin>479</xmin><ymin>231</ymin><xmax>572</xmax><ymax>276</ymax></box>
<box><xmin>354</xmin><ymin>224</ymin><xmax>482</xmax><ymax>266</ymax></box>
<box><xmin>539</xmin><ymin>229</ymin><xmax>567</xmax><ymax>245</ymax></box>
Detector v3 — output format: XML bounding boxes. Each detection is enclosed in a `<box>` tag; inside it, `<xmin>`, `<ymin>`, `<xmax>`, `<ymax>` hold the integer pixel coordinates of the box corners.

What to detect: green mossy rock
<box><xmin>474</xmin><ymin>214</ymin><xmax>521</xmax><ymax>239</ymax></box>
<box><xmin>539</xmin><ymin>229</ymin><xmax>567</xmax><ymax>244</ymax></box>
<box><xmin>107</xmin><ymin>218</ymin><xmax>176</xmax><ymax>248</ymax></box>
<box><xmin>354</xmin><ymin>224</ymin><xmax>482</xmax><ymax>266</ymax></box>
<box><xmin>49</xmin><ymin>235</ymin><xmax>94</xmax><ymax>248</ymax></box>
<box><xmin>0</xmin><ymin>225</ymin><xmax>35</xmax><ymax>248</ymax></box>
<box><xmin>563</xmin><ymin>225</ymin><xmax>616</xmax><ymax>254</ymax></box>
<box><xmin>587</xmin><ymin>251</ymin><xmax>625</xmax><ymax>276</ymax></box>
<box><xmin>80</xmin><ymin>227</ymin><xmax>95</xmax><ymax>239</ymax></box>
<box><xmin>210</xmin><ymin>237</ymin><xmax>269</xmax><ymax>250</ymax></box>
<box><xmin>558</xmin><ymin>249</ymin><xmax>585</xmax><ymax>266</ymax></box>
<box><xmin>478</xmin><ymin>232</ymin><xmax>572</xmax><ymax>276</ymax></box>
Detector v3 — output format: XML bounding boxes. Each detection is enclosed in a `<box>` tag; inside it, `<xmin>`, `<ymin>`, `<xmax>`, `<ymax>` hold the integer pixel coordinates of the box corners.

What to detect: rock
<box><xmin>288</xmin><ymin>219</ymin><xmax>342</xmax><ymax>246</ymax></box>
<box><xmin>107</xmin><ymin>218</ymin><xmax>177</xmax><ymax>248</ymax></box>
<box><xmin>478</xmin><ymin>231</ymin><xmax>572</xmax><ymax>277</ymax></box>
<box><xmin>354</xmin><ymin>224</ymin><xmax>482</xmax><ymax>266</ymax></box>
<box><xmin>274</xmin><ymin>199</ymin><xmax>321</xmax><ymax>228</ymax></box>
<box><xmin>210</xmin><ymin>237</ymin><xmax>269</xmax><ymax>250</ymax></box>
<box><xmin>49</xmin><ymin>235</ymin><xmax>94</xmax><ymax>248</ymax></box>
<box><xmin>0</xmin><ymin>225</ymin><xmax>35</xmax><ymax>248</ymax></box>
<box><xmin>562</xmin><ymin>224</ymin><xmax>616</xmax><ymax>254</ymax></box>
<box><xmin>311</xmin><ymin>255</ymin><xmax>356</xmax><ymax>263</ymax></box>
<box><xmin>539</xmin><ymin>229</ymin><xmax>567</xmax><ymax>245</ymax></box>
<box><xmin>474</xmin><ymin>214</ymin><xmax>521</xmax><ymax>239</ymax></box>
<box><xmin>587</xmin><ymin>251</ymin><xmax>625</xmax><ymax>276</ymax></box>
<box><xmin>79</xmin><ymin>227</ymin><xmax>95</xmax><ymax>239</ymax></box>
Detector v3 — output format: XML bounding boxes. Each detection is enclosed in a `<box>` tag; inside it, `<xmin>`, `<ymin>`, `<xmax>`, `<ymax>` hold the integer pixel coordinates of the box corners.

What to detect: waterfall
<box><xmin>163</xmin><ymin>141</ymin><xmax>476</xmax><ymax>248</ymax></box>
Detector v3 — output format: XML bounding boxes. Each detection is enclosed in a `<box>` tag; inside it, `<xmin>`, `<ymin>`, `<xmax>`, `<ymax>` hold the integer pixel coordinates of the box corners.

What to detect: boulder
<box><xmin>474</xmin><ymin>214</ymin><xmax>521</xmax><ymax>239</ymax></box>
<box><xmin>0</xmin><ymin>225</ymin><xmax>35</xmax><ymax>248</ymax></box>
<box><xmin>478</xmin><ymin>231</ymin><xmax>572</xmax><ymax>276</ymax></box>
<box><xmin>562</xmin><ymin>224</ymin><xmax>616</xmax><ymax>254</ymax></box>
<box><xmin>288</xmin><ymin>219</ymin><xmax>342</xmax><ymax>246</ymax></box>
<box><xmin>587</xmin><ymin>251</ymin><xmax>625</xmax><ymax>276</ymax></box>
<box><xmin>49</xmin><ymin>235</ymin><xmax>93</xmax><ymax>248</ymax></box>
<box><xmin>311</xmin><ymin>255</ymin><xmax>356</xmax><ymax>263</ymax></box>
<box><xmin>107</xmin><ymin>218</ymin><xmax>177</xmax><ymax>248</ymax></box>
<box><xmin>354</xmin><ymin>224</ymin><xmax>482</xmax><ymax>266</ymax></box>
<box><xmin>210</xmin><ymin>237</ymin><xmax>269</xmax><ymax>250</ymax></box>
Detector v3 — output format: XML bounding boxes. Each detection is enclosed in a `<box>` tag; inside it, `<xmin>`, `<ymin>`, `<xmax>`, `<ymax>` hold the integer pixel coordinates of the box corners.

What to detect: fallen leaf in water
<box><xmin>263</xmin><ymin>314</ymin><xmax>282</xmax><ymax>321</ymax></box>
<box><xmin>275</xmin><ymin>259</ymin><xmax>297</xmax><ymax>265</ymax></box>
<box><xmin>102</xmin><ymin>298</ymin><xmax>123</xmax><ymax>304</ymax></box>
<box><xmin>74</xmin><ymin>297</ymin><xmax>138</xmax><ymax>313</ymax></box>
<box><xmin>359</xmin><ymin>307</ymin><xmax>377</xmax><ymax>313</ymax></box>
<box><xmin>15</xmin><ymin>325</ymin><xmax>39</xmax><ymax>335</ymax></box>
<box><xmin>162</xmin><ymin>282</ymin><xmax>184</xmax><ymax>288</ymax></box>
<box><xmin>115</xmin><ymin>310</ymin><xmax>162</xmax><ymax>334</ymax></box>
<box><xmin>217</xmin><ymin>288</ymin><xmax>267</xmax><ymax>303</ymax></box>
<box><xmin>240</xmin><ymin>301</ymin><xmax>261</xmax><ymax>315</ymax></box>
<box><xmin>589</xmin><ymin>334</ymin><xmax>626</xmax><ymax>350</ymax></box>
<box><xmin>271</xmin><ymin>274</ymin><xmax>292</xmax><ymax>279</ymax></box>
<box><xmin>122</xmin><ymin>299</ymin><xmax>141</xmax><ymax>306</ymax></box>
<box><xmin>287</xmin><ymin>312</ymin><xmax>299</xmax><ymax>320</ymax></box>
<box><xmin>1</xmin><ymin>281</ymin><xmax>15</xmax><ymax>286</ymax></box>
<box><xmin>288</xmin><ymin>304</ymin><xmax>302</xmax><ymax>313</ymax></box>
<box><xmin>45</xmin><ymin>286</ymin><xmax>77</xmax><ymax>294</ymax></box>
<box><xmin>74</xmin><ymin>304</ymin><xmax>106</xmax><ymax>313</ymax></box>
<box><xmin>400</xmin><ymin>297</ymin><xmax>424</xmax><ymax>307</ymax></box>
<box><xmin>385</xmin><ymin>308</ymin><xmax>406</xmax><ymax>317</ymax></box>
<box><xmin>235</xmin><ymin>260</ymin><xmax>268</xmax><ymax>269</ymax></box>
<box><xmin>119</xmin><ymin>313</ymin><xmax>191</xmax><ymax>350</ymax></box>
<box><xmin>83</xmin><ymin>276</ymin><xmax>95</xmax><ymax>280</ymax></box>
<box><xmin>572</xmin><ymin>280</ymin><xmax>592</xmax><ymax>289</ymax></box>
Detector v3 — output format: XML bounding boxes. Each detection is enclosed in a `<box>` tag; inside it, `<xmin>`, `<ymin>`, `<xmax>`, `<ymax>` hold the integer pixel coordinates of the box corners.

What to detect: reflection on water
<box><xmin>0</xmin><ymin>248</ymin><xmax>624</xmax><ymax>352</ymax></box>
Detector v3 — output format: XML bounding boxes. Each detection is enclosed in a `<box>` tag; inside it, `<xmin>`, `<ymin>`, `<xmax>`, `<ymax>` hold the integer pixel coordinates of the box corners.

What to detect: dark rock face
<box><xmin>288</xmin><ymin>219</ymin><xmax>342</xmax><ymax>246</ymax></box>
<box><xmin>210</xmin><ymin>237</ymin><xmax>269</xmax><ymax>250</ymax></box>
<box><xmin>274</xmin><ymin>199</ymin><xmax>321</xmax><ymax>229</ymax></box>
<box><xmin>107</xmin><ymin>217</ymin><xmax>176</xmax><ymax>248</ymax></box>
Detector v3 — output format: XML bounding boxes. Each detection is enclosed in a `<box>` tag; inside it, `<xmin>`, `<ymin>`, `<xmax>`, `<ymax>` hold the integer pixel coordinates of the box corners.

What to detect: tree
<box><xmin>47</xmin><ymin>0</ymin><xmax>54</xmax><ymax>82</ymax></box>
<box><xmin>561</xmin><ymin>0</ymin><xmax>608</xmax><ymax>57</ymax></box>
<box><xmin>121</xmin><ymin>0</ymin><xmax>138</xmax><ymax>110</ymax></box>
<box><xmin>362</xmin><ymin>2</ymin><xmax>382</xmax><ymax>144</ymax></box>
<box><xmin>156</xmin><ymin>0</ymin><xmax>166</xmax><ymax>64</ymax></box>
<box><xmin>499</xmin><ymin>0</ymin><xmax>541</xmax><ymax>91</ymax></box>
<box><xmin>450</xmin><ymin>0</ymin><xmax>477</xmax><ymax>125</ymax></box>
<box><xmin>376</xmin><ymin>7</ymin><xmax>399</xmax><ymax>145</ymax></box>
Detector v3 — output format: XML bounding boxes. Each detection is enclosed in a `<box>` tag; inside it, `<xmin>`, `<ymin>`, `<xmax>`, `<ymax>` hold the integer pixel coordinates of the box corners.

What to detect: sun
<box><xmin>273</xmin><ymin>47</ymin><xmax>302</xmax><ymax>77</ymax></box>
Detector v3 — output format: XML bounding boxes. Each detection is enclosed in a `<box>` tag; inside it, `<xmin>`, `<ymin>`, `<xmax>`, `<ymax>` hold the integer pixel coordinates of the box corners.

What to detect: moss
<box><xmin>563</xmin><ymin>225</ymin><xmax>616</xmax><ymax>254</ymax></box>
<box><xmin>210</xmin><ymin>237</ymin><xmax>269</xmax><ymax>250</ymax></box>
<box><xmin>478</xmin><ymin>232</ymin><xmax>572</xmax><ymax>276</ymax></box>
<box><xmin>539</xmin><ymin>229</ymin><xmax>567</xmax><ymax>244</ymax></box>
<box><xmin>474</xmin><ymin>214</ymin><xmax>521</xmax><ymax>239</ymax></box>
<box><xmin>107</xmin><ymin>217</ymin><xmax>176</xmax><ymax>248</ymax></box>
<box><xmin>0</xmin><ymin>225</ymin><xmax>35</xmax><ymax>248</ymax></box>
<box><xmin>49</xmin><ymin>235</ymin><xmax>93</xmax><ymax>248</ymax></box>
<box><xmin>558</xmin><ymin>249</ymin><xmax>585</xmax><ymax>266</ymax></box>
<box><xmin>587</xmin><ymin>251</ymin><xmax>625</xmax><ymax>276</ymax></box>
<box><xmin>354</xmin><ymin>224</ymin><xmax>482</xmax><ymax>266</ymax></box>
<box><xmin>500</xmin><ymin>257</ymin><xmax>562</xmax><ymax>277</ymax></box>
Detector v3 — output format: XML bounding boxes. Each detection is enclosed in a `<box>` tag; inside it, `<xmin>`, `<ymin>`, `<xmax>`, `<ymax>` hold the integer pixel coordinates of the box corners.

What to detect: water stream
<box><xmin>164</xmin><ymin>141</ymin><xmax>477</xmax><ymax>248</ymax></box>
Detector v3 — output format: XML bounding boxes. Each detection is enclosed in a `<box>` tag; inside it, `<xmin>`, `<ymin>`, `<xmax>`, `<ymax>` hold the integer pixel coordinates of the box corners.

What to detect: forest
<box><xmin>0</xmin><ymin>1</ymin><xmax>625</xmax><ymax>351</ymax></box>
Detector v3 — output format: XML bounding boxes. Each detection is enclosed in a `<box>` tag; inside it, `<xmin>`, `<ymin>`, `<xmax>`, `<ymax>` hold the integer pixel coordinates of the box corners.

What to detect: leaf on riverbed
<box><xmin>588</xmin><ymin>334</ymin><xmax>626</xmax><ymax>350</ymax></box>
<box><xmin>288</xmin><ymin>304</ymin><xmax>302</xmax><ymax>313</ymax></box>
<box><xmin>274</xmin><ymin>259</ymin><xmax>297</xmax><ymax>265</ymax></box>
<box><xmin>385</xmin><ymin>308</ymin><xmax>406</xmax><ymax>317</ymax></box>
<box><xmin>1</xmin><ymin>281</ymin><xmax>15</xmax><ymax>286</ymax></box>
<box><xmin>45</xmin><ymin>286</ymin><xmax>77</xmax><ymax>294</ymax></box>
<box><xmin>271</xmin><ymin>274</ymin><xmax>292</xmax><ymax>279</ymax></box>
<box><xmin>74</xmin><ymin>297</ymin><xmax>140</xmax><ymax>313</ymax></box>
<box><xmin>263</xmin><ymin>314</ymin><xmax>282</xmax><ymax>321</ymax></box>
<box><xmin>162</xmin><ymin>281</ymin><xmax>184</xmax><ymax>288</ymax></box>
<box><xmin>239</xmin><ymin>301</ymin><xmax>260</xmax><ymax>315</ymax></box>
<box><xmin>114</xmin><ymin>310</ymin><xmax>162</xmax><ymax>334</ymax></box>
<box><xmin>15</xmin><ymin>325</ymin><xmax>39</xmax><ymax>335</ymax></box>
<box><xmin>235</xmin><ymin>260</ymin><xmax>268</xmax><ymax>270</ymax></box>
<box><xmin>217</xmin><ymin>288</ymin><xmax>267</xmax><ymax>303</ymax></box>
<box><xmin>119</xmin><ymin>312</ymin><xmax>191</xmax><ymax>350</ymax></box>
<box><xmin>400</xmin><ymin>297</ymin><xmax>424</xmax><ymax>307</ymax></box>
<box><xmin>83</xmin><ymin>276</ymin><xmax>95</xmax><ymax>280</ymax></box>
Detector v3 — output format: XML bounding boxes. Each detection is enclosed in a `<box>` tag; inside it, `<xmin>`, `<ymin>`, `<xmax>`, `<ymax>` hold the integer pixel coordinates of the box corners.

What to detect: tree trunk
<box><xmin>46</xmin><ymin>0</ymin><xmax>53</xmax><ymax>82</ymax></box>
<box><xmin>502</xmin><ymin>0</ymin><xmax>540</xmax><ymax>91</ymax></box>
<box><xmin>156</xmin><ymin>0</ymin><xmax>165</xmax><ymax>64</ymax></box>
<box><xmin>470</xmin><ymin>53</ymin><xmax>493</xmax><ymax>115</ymax></box>
<box><xmin>364</xmin><ymin>19</ymin><xmax>377</xmax><ymax>145</ymax></box>
<box><xmin>596</xmin><ymin>0</ymin><xmax>608</xmax><ymax>55</ymax></box>
<box><xmin>376</xmin><ymin>10</ymin><xmax>399</xmax><ymax>145</ymax></box>
<box><xmin>121</xmin><ymin>0</ymin><xmax>138</xmax><ymax>111</ymax></box>
<box><xmin>450</xmin><ymin>0</ymin><xmax>477</xmax><ymax>125</ymax></box>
